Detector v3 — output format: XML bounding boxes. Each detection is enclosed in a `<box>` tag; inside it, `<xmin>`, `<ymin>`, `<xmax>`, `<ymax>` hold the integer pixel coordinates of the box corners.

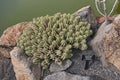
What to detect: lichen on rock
<box><xmin>17</xmin><ymin>13</ymin><xmax>93</xmax><ymax>69</ymax></box>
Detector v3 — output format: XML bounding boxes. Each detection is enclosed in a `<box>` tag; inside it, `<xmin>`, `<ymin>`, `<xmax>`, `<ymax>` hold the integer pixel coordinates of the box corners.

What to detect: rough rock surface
<box><xmin>49</xmin><ymin>59</ymin><xmax>72</xmax><ymax>73</ymax></box>
<box><xmin>44</xmin><ymin>71</ymin><xmax>90</xmax><ymax>80</ymax></box>
<box><xmin>0</xmin><ymin>22</ymin><xmax>29</xmax><ymax>58</ymax></box>
<box><xmin>103</xmin><ymin>15</ymin><xmax>120</xmax><ymax>70</ymax></box>
<box><xmin>0</xmin><ymin>22</ymin><xmax>28</xmax><ymax>46</ymax></box>
<box><xmin>0</xmin><ymin>54</ymin><xmax>16</xmax><ymax>80</ymax></box>
<box><xmin>0</xmin><ymin>47</ymin><xmax>12</xmax><ymax>58</ymax></box>
<box><xmin>10</xmin><ymin>47</ymin><xmax>41</xmax><ymax>80</ymax></box>
<box><xmin>73</xmin><ymin>6</ymin><xmax>97</xmax><ymax>27</ymax></box>
<box><xmin>66</xmin><ymin>49</ymin><xmax>120</xmax><ymax>80</ymax></box>
<box><xmin>91</xmin><ymin>15</ymin><xmax>120</xmax><ymax>70</ymax></box>
<box><xmin>90</xmin><ymin>20</ymin><xmax>111</xmax><ymax>67</ymax></box>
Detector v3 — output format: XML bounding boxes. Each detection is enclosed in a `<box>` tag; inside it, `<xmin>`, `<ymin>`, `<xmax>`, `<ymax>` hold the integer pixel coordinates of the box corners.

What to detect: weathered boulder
<box><xmin>44</xmin><ymin>71</ymin><xmax>90</xmax><ymax>80</ymax></box>
<box><xmin>49</xmin><ymin>59</ymin><xmax>72</xmax><ymax>73</ymax></box>
<box><xmin>10</xmin><ymin>47</ymin><xmax>41</xmax><ymax>80</ymax></box>
<box><xmin>73</xmin><ymin>5</ymin><xmax>97</xmax><ymax>27</ymax></box>
<box><xmin>0</xmin><ymin>22</ymin><xmax>28</xmax><ymax>46</ymax></box>
<box><xmin>90</xmin><ymin>20</ymin><xmax>111</xmax><ymax>67</ymax></box>
<box><xmin>0</xmin><ymin>54</ymin><xmax>16</xmax><ymax>80</ymax></box>
<box><xmin>90</xmin><ymin>15</ymin><xmax>120</xmax><ymax>70</ymax></box>
<box><xmin>103</xmin><ymin>15</ymin><xmax>120</xmax><ymax>70</ymax></box>
<box><xmin>66</xmin><ymin>49</ymin><xmax>120</xmax><ymax>80</ymax></box>
<box><xmin>0</xmin><ymin>22</ymin><xmax>29</xmax><ymax>58</ymax></box>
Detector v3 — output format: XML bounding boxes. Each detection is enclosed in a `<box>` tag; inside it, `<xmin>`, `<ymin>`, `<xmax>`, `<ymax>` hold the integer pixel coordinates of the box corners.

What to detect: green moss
<box><xmin>17</xmin><ymin>13</ymin><xmax>92</xmax><ymax>69</ymax></box>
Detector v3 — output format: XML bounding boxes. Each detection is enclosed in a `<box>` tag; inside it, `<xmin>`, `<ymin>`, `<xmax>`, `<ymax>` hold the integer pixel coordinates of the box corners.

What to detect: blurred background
<box><xmin>0</xmin><ymin>0</ymin><xmax>119</xmax><ymax>36</ymax></box>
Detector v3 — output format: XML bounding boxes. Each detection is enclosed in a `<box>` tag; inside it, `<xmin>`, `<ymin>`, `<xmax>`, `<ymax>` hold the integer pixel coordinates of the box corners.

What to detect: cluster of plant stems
<box><xmin>95</xmin><ymin>0</ymin><xmax>118</xmax><ymax>20</ymax></box>
<box><xmin>17</xmin><ymin>13</ymin><xmax>92</xmax><ymax>69</ymax></box>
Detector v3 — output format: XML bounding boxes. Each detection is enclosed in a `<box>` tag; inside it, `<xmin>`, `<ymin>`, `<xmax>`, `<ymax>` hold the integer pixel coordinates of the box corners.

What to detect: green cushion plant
<box><xmin>17</xmin><ymin>13</ymin><xmax>92</xmax><ymax>69</ymax></box>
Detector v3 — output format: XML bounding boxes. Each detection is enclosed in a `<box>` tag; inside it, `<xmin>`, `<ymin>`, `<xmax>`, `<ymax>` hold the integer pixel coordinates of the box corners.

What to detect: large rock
<box><xmin>0</xmin><ymin>54</ymin><xmax>16</xmax><ymax>80</ymax></box>
<box><xmin>10</xmin><ymin>47</ymin><xmax>41</xmax><ymax>80</ymax></box>
<box><xmin>49</xmin><ymin>59</ymin><xmax>72</xmax><ymax>73</ymax></box>
<box><xmin>0</xmin><ymin>22</ymin><xmax>29</xmax><ymax>58</ymax></box>
<box><xmin>0</xmin><ymin>22</ymin><xmax>28</xmax><ymax>46</ymax></box>
<box><xmin>66</xmin><ymin>49</ymin><xmax>120</xmax><ymax>80</ymax></box>
<box><xmin>103</xmin><ymin>15</ymin><xmax>120</xmax><ymax>70</ymax></box>
<box><xmin>90</xmin><ymin>20</ymin><xmax>111</xmax><ymax>67</ymax></box>
<box><xmin>90</xmin><ymin>15</ymin><xmax>120</xmax><ymax>70</ymax></box>
<box><xmin>73</xmin><ymin>6</ymin><xmax>97</xmax><ymax>27</ymax></box>
<box><xmin>44</xmin><ymin>71</ymin><xmax>90</xmax><ymax>80</ymax></box>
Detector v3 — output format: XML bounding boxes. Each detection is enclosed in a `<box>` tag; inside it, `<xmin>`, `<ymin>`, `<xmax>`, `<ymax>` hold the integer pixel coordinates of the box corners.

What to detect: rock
<box><xmin>0</xmin><ymin>22</ymin><xmax>28</xmax><ymax>46</ymax></box>
<box><xmin>73</xmin><ymin>6</ymin><xmax>97</xmax><ymax>27</ymax></box>
<box><xmin>102</xmin><ymin>15</ymin><xmax>120</xmax><ymax>70</ymax></box>
<box><xmin>90</xmin><ymin>20</ymin><xmax>111</xmax><ymax>67</ymax></box>
<box><xmin>66</xmin><ymin>49</ymin><xmax>120</xmax><ymax>80</ymax></box>
<box><xmin>10</xmin><ymin>47</ymin><xmax>41</xmax><ymax>80</ymax></box>
<box><xmin>0</xmin><ymin>55</ymin><xmax>16</xmax><ymax>80</ymax></box>
<box><xmin>49</xmin><ymin>59</ymin><xmax>72</xmax><ymax>73</ymax></box>
<box><xmin>90</xmin><ymin>14</ymin><xmax>120</xmax><ymax>69</ymax></box>
<box><xmin>90</xmin><ymin>75</ymin><xmax>106</xmax><ymax>80</ymax></box>
<box><xmin>0</xmin><ymin>22</ymin><xmax>29</xmax><ymax>58</ymax></box>
<box><xmin>0</xmin><ymin>47</ymin><xmax>12</xmax><ymax>58</ymax></box>
<box><xmin>44</xmin><ymin>71</ymin><xmax>90</xmax><ymax>80</ymax></box>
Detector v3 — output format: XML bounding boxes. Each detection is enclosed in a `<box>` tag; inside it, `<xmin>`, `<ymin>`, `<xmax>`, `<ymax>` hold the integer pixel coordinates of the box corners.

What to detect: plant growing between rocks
<box><xmin>17</xmin><ymin>13</ymin><xmax>92</xmax><ymax>70</ymax></box>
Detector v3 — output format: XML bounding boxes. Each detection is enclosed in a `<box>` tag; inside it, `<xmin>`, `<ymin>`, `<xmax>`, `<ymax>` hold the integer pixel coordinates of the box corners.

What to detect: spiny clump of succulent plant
<box><xmin>17</xmin><ymin>13</ymin><xmax>92</xmax><ymax>69</ymax></box>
